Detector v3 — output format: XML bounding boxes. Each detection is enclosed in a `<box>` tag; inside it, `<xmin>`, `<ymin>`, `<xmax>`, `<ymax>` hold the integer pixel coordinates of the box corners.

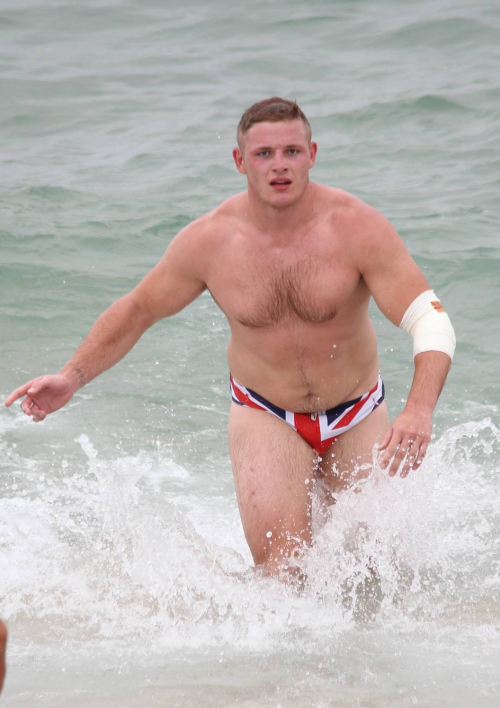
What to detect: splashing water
<box><xmin>1</xmin><ymin>414</ymin><xmax>499</xmax><ymax>706</ymax></box>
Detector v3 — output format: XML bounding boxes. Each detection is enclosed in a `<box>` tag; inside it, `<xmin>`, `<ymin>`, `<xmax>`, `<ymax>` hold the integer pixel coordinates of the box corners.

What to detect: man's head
<box><xmin>236</xmin><ymin>97</ymin><xmax>312</xmax><ymax>151</ymax></box>
<box><xmin>233</xmin><ymin>97</ymin><xmax>317</xmax><ymax>209</ymax></box>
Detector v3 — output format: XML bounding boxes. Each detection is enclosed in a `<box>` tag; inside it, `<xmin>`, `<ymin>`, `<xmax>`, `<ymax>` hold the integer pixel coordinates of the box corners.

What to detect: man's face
<box><xmin>233</xmin><ymin>120</ymin><xmax>317</xmax><ymax>209</ymax></box>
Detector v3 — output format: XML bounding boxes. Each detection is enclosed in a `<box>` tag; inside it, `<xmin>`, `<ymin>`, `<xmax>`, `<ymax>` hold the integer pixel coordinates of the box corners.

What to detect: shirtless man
<box><xmin>5</xmin><ymin>97</ymin><xmax>455</xmax><ymax>578</ymax></box>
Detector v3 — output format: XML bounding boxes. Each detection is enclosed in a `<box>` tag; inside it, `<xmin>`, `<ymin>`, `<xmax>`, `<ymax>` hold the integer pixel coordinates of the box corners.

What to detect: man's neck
<box><xmin>246</xmin><ymin>182</ymin><xmax>318</xmax><ymax>239</ymax></box>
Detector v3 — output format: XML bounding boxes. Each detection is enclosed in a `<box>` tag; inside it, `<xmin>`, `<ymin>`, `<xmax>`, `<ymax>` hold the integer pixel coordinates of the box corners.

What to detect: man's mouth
<box><xmin>270</xmin><ymin>178</ymin><xmax>292</xmax><ymax>190</ymax></box>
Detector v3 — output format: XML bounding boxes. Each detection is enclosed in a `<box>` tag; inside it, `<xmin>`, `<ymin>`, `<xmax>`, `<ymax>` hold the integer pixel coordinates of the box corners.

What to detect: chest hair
<box><xmin>238</xmin><ymin>257</ymin><xmax>338</xmax><ymax>328</ymax></box>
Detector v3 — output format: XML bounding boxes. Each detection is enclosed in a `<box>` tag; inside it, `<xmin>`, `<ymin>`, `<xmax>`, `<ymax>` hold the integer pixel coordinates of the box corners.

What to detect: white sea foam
<box><xmin>2</xmin><ymin>418</ymin><xmax>498</xmax><ymax>641</ymax></box>
<box><xmin>1</xmin><ymin>416</ymin><xmax>499</xmax><ymax>706</ymax></box>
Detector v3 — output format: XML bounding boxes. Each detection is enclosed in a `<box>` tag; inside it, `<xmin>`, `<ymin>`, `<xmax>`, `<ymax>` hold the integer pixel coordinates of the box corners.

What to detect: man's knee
<box><xmin>251</xmin><ymin>524</ymin><xmax>311</xmax><ymax>577</ymax></box>
<box><xmin>257</xmin><ymin>548</ymin><xmax>309</xmax><ymax>589</ymax></box>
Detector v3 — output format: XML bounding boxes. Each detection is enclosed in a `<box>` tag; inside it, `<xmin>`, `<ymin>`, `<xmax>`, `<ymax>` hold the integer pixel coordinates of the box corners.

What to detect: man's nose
<box><xmin>272</xmin><ymin>152</ymin><xmax>287</xmax><ymax>171</ymax></box>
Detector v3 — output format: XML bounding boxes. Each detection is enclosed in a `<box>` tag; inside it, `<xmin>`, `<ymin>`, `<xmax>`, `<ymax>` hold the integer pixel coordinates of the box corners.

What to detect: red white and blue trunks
<box><xmin>230</xmin><ymin>373</ymin><xmax>385</xmax><ymax>455</ymax></box>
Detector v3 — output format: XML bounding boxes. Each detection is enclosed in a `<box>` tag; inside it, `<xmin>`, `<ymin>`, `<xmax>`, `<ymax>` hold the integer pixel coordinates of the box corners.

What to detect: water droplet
<box><xmin>266</xmin><ymin>531</ymin><xmax>273</xmax><ymax>538</ymax></box>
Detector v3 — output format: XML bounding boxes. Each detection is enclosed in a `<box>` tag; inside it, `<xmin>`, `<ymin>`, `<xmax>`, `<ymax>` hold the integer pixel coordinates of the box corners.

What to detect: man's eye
<box><xmin>288</xmin><ymin>149</ymin><xmax>299</xmax><ymax>155</ymax></box>
<box><xmin>258</xmin><ymin>151</ymin><xmax>270</xmax><ymax>157</ymax></box>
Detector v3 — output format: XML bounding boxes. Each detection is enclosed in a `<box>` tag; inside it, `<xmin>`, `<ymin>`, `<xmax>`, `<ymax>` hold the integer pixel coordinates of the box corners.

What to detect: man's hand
<box><xmin>378</xmin><ymin>407</ymin><xmax>432</xmax><ymax>477</ymax></box>
<box><xmin>4</xmin><ymin>374</ymin><xmax>76</xmax><ymax>422</ymax></box>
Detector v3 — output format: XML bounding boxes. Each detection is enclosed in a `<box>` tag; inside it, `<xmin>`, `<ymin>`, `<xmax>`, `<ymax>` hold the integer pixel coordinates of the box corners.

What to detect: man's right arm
<box><xmin>4</xmin><ymin>219</ymin><xmax>209</xmax><ymax>421</ymax></box>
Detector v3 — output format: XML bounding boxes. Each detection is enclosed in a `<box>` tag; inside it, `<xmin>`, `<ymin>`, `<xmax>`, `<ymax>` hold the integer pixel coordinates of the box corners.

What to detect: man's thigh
<box><xmin>228</xmin><ymin>402</ymin><xmax>316</xmax><ymax>572</ymax></box>
<box><xmin>319</xmin><ymin>401</ymin><xmax>390</xmax><ymax>495</ymax></box>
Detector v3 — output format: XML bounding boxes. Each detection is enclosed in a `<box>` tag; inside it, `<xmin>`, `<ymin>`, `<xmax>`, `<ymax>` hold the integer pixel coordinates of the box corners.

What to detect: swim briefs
<box><xmin>230</xmin><ymin>373</ymin><xmax>385</xmax><ymax>455</ymax></box>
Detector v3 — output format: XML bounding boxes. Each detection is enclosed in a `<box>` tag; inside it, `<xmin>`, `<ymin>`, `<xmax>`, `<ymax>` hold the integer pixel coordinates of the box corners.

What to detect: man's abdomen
<box><xmin>226</xmin><ymin>312</ymin><xmax>380</xmax><ymax>414</ymax></box>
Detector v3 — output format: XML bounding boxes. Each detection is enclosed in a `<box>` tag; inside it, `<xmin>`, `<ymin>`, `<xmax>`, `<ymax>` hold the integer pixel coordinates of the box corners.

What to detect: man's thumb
<box><xmin>27</xmin><ymin>379</ymin><xmax>43</xmax><ymax>396</ymax></box>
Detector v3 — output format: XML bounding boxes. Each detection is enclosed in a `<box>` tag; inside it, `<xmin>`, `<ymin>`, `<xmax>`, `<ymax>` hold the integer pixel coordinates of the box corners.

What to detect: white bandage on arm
<box><xmin>399</xmin><ymin>290</ymin><xmax>456</xmax><ymax>361</ymax></box>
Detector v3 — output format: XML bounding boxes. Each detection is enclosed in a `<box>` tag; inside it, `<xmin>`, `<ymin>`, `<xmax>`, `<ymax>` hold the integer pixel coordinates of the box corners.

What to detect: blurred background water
<box><xmin>1</xmin><ymin>0</ymin><xmax>499</xmax><ymax>706</ymax></box>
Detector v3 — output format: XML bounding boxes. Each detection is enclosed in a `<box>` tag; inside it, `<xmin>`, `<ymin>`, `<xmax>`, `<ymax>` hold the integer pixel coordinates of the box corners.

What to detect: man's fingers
<box><xmin>21</xmin><ymin>397</ymin><xmax>34</xmax><ymax>416</ymax></box>
<box><xmin>30</xmin><ymin>403</ymin><xmax>46</xmax><ymax>421</ymax></box>
<box><xmin>388</xmin><ymin>434</ymin><xmax>420</xmax><ymax>477</ymax></box>
<box><xmin>19</xmin><ymin>397</ymin><xmax>47</xmax><ymax>420</ymax></box>
<box><xmin>4</xmin><ymin>381</ymin><xmax>35</xmax><ymax>407</ymax></box>
<box><xmin>401</xmin><ymin>437</ymin><xmax>421</xmax><ymax>478</ymax></box>
<box><xmin>5</xmin><ymin>377</ymin><xmax>53</xmax><ymax>422</ymax></box>
<box><xmin>412</xmin><ymin>441</ymin><xmax>428</xmax><ymax>471</ymax></box>
<box><xmin>388</xmin><ymin>440</ymin><xmax>409</xmax><ymax>476</ymax></box>
<box><xmin>386</xmin><ymin>435</ymin><xmax>430</xmax><ymax>478</ymax></box>
<box><xmin>380</xmin><ymin>427</ymin><xmax>402</xmax><ymax>470</ymax></box>
<box><xmin>381</xmin><ymin>410</ymin><xmax>432</xmax><ymax>479</ymax></box>
<box><xmin>377</xmin><ymin>425</ymin><xmax>393</xmax><ymax>452</ymax></box>
<box><xmin>380</xmin><ymin>437</ymin><xmax>401</xmax><ymax>472</ymax></box>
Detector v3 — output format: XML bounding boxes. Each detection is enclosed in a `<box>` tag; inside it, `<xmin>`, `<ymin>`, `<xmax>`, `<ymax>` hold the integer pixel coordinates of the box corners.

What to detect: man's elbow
<box><xmin>399</xmin><ymin>290</ymin><xmax>456</xmax><ymax>362</ymax></box>
<box><xmin>116</xmin><ymin>292</ymin><xmax>158</xmax><ymax>332</ymax></box>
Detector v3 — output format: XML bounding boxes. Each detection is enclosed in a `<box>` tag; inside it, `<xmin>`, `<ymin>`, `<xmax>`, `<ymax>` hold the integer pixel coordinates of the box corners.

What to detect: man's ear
<box><xmin>233</xmin><ymin>147</ymin><xmax>246</xmax><ymax>174</ymax></box>
<box><xmin>309</xmin><ymin>142</ymin><xmax>318</xmax><ymax>169</ymax></box>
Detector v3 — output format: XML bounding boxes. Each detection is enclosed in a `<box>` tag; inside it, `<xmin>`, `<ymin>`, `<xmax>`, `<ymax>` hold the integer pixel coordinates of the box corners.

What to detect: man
<box><xmin>5</xmin><ymin>97</ymin><xmax>455</xmax><ymax>578</ymax></box>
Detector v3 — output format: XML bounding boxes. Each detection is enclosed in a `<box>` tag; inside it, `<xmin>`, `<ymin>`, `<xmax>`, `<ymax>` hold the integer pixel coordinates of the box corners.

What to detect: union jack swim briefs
<box><xmin>230</xmin><ymin>373</ymin><xmax>385</xmax><ymax>455</ymax></box>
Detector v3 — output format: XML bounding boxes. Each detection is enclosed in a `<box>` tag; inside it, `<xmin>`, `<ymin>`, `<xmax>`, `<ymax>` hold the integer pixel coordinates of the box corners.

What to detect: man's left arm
<box><xmin>354</xmin><ymin>204</ymin><xmax>456</xmax><ymax>477</ymax></box>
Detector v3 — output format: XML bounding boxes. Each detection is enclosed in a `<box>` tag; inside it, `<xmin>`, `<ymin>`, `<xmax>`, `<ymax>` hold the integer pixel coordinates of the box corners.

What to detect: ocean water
<box><xmin>1</xmin><ymin>0</ymin><xmax>499</xmax><ymax>706</ymax></box>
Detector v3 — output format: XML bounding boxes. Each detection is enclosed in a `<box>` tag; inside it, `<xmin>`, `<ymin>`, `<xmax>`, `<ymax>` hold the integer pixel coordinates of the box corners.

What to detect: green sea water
<box><xmin>1</xmin><ymin>1</ymin><xmax>499</xmax><ymax>706</ymax></box>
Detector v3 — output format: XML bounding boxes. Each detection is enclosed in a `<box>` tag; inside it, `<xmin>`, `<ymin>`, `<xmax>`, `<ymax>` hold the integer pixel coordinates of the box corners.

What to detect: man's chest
<box><xmin>207</xmin><ymin>239</ymin><xmax>361</xmax><ymax>329</ymax></box>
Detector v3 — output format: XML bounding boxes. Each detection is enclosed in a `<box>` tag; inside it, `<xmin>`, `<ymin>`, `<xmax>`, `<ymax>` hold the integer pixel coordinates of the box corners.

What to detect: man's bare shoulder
<box><xmin>174</xmin><ymin>192</ymin><xmax>247</xmax><ymax>248</ymax></box>
<box><xmin>318</xmin><ymin>185</ymin><xmax>397</xmax><ymax>249</ymax></box>
<box><xmin>164</xmin><ymin>193</ymin><xmax>247</xmax><ymax>283</ymax></box>
<box><xmin>316</xmin><ymin>185</ymin><xmax>382</xmax><ymax>225</ymax></box>
<box><xmin>214</xmin><ymin>191</ymin><xmax>248</xmax><ymax>218</ymax></box>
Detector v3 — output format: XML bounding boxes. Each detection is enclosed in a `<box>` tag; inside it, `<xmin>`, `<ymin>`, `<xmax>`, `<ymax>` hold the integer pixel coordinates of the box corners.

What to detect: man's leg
<box><xmin>319</xmin><ymin>401</ymin><xmax>390</xmax><ymax>494</ymax></box>
<box><xmin>0</xmin><ymin>619</ymin><xmax>7</xmax><ymax>694</ymax></box>
<box><xmin>228</xmin><ymin>402</ymin><xmax>316</xmax><ymax>577</ymax></box>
